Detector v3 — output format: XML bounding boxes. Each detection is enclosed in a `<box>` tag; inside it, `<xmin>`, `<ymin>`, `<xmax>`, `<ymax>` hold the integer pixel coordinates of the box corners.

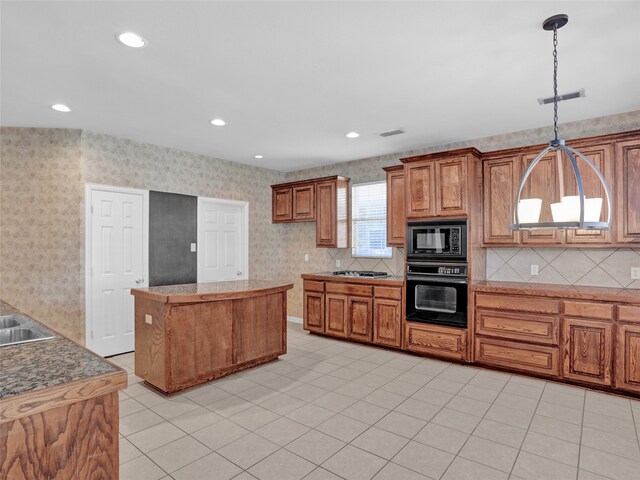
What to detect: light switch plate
<box><xmin>190</xmin><ymin>243</ymin><xmax>197</xmax><ymax>252</ymax></box>
<box><xmin>304</xmin><ymin>253</ymin><xmax>309</xmax><ymax>262</ymax></box>
<box><xmin>531</xmin><ymin>264</ymin><xmax>539</xmax><ymax>276</ymax></box>
<box><xmin>632</xmin><ymin>267</ymin><xmax>640</xmax><ymax>280</ymax></box>
<box><xmin>145</xmin><ymin>314</ymin><xmax>152</xmax><ymax>325</ymax></box>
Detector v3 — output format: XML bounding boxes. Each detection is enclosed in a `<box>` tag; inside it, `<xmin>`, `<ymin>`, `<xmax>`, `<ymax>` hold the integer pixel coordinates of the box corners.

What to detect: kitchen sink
<box><xmin>0</xmin><ymin>315</ymin><xmax>54</xmax><ymax>347</ymax></box>
<box><xmin>0</xmin><ymin>316</ymin><xmax>21</xmax><ymax>329</ymax></box>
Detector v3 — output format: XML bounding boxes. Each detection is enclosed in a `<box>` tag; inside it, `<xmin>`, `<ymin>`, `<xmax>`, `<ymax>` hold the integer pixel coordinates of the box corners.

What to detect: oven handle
<box><xmin>406</xmin><ymin>274</ymin><xmax>468</xmax><ymax>284</ymax></box>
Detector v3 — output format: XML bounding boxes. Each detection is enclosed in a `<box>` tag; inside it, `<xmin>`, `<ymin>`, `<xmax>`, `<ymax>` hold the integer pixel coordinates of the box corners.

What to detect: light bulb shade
<box><xmin>551</xmin><ymin>196</ymin><xmax>603</xmax><ymax>222</ymax></box>
<box><xmin>518</xmin><ymin>199</ymin><xmax>542</xmax><ymax>224</ymax></box>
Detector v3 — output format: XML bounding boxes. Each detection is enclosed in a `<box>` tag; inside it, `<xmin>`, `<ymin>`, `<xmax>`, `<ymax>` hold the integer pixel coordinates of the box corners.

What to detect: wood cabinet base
<box><xmin>134</xmin><ymin>290</ymin><xmax>288</xmax><ymax>394</ymax></box>
<box><xmin>0</xmin><ymin>392</ymin><xmax>119</xmax><ymax>480</ymax></box>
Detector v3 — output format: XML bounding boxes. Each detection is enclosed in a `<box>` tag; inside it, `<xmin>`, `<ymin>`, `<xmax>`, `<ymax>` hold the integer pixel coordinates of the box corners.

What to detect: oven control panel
<box><xmin>438</xmin><ymin>266</ymin><xmax>464</xmax><ymax>275</ymax></box>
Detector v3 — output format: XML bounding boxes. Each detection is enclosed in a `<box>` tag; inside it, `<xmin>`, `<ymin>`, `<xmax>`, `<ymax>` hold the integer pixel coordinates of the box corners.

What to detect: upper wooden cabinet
<box><xmin>481</xmin><ymin>130</ymin><xmax>640</xmax><ymax>247</ymax></box>
<box><xmin>272</xmin><ymin>187</ymin><xmax>292</xmax><ymax>222</ymax></box>
<box><xmin>616</xmin><ymin>138</ymin><xmax>640</xmax><ymax>244</ymax></box>
<box><xmin>316</xmin><ymin>176</ymin><xmax>350</xmax><ymax>248</ymax></box>
<box><xmin>383</xmin><ymin>165</ymin><xmax>406</xmax><ymax>247</ymax></box>
<box><xmin>293</xmin><ymin>184</ymin><xmax>316</xmax><ymax>221</ymax></box>
<box><xmin>401</xmin><ymin>149</ymin><xmax>481</xmax><ymax>220</ymax></box>
<box><xmin>272</xmin><ymin>176</ymin><xmax>350</xmax><ymax>248</ymax></box>
<box><xmin>483</xmin><ymin>155</ymin><xmax>520</xmax><ymax>245</ymax></box>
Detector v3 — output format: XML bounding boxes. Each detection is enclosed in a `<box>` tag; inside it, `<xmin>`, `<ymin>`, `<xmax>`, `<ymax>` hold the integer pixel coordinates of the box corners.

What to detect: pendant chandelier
<box><xmin>510</xmin><ymin>14</ymin><xmax>612</xmax><ymax>231</ymax></box>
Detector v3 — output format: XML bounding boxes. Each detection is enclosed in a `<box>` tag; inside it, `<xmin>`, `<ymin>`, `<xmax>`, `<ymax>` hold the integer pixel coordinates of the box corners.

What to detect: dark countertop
<box><xmin>472</xmin><ymin>280</ymin><xmax>640</xmax><ymax>304</ymax></box>
<box><xmin>302</xmin><ymin>272</ymin><xmax>404</xmax><ymax>286</ymax></box>
<box><xmin>0</xmin><ymin>301</ymin><xmax>126</xmax><ymax>420</ymax></box>
<box><xmin>131</xmin><ymin>279</ymin><xmax>294</xmax><ymax>304</ymax></box>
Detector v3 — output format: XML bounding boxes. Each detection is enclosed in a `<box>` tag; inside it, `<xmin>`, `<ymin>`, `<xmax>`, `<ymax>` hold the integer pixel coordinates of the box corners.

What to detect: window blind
<box><xmin>351</xmin><ymin>181</ymin><xmax>392</xmax><ymax>258</ymax></box>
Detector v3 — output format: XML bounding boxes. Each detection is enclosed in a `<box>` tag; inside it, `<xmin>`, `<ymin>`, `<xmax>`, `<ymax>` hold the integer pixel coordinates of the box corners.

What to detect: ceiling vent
<box><xmin>379</xmin><ymin>129</ymin><xmax>405</xmax><ymax>137</ymax></box>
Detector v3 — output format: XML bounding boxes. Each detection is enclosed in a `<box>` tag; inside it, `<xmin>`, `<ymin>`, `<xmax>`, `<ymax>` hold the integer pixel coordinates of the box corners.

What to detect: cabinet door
<box><xmin>562</xmin><ymin>318</ymin><xmax>613</xmax><ymax>386</ymax></box>
<box><xmin>564</xmin><ymin>143</ymin><xmax>613</xmax><ymax>244</ymax></box>
<box><xmin>373</xmin><ymin>298</ymin><xmax>401</xmax><ymax>348</ymax></box>
<box><xmin>615</xmin><ymin>139</ymin><xmax>640</xmax><ymax>244</ymax></box>
<box><xmin>293</xmin><ymin>184</ymin><xmax>316</xmax><ymax>221</ymax></box>
<box><xmin>435</xmin><ymin>157</ymin><xmax>467</xmax><ymax>216</ymax></box>
<box><xmin>406</xmin><ymin>160</ymin><xmax>435</xmax><ymax>218</ymax></box>
<box><xmin>316</xmin><ymin>181</ymin><xmax>337</xmax><ymax>246</ymax></box>
<box><xmin>404</xmin><ymin>322</ymin><xmax>468</xmax><ymax>361</ymax></box>
<box><xmin>325</xmin><ymin>293</ymin><xmax>348</xmax><ymax>337</ymax></box>
<box><xmin>272</xmin><ymin>187</ymin><xmax>292</xmax><ymax>222</ymax></box>
<box><xmin>520</xmin><ymin>151</ymin><xmax>563</xmax><ymax>244</ymax></box>
<box><xmin>348</xmin><ymin>296</ymin><xmax>373</xmax><ymax>342</ymax></box>
<box><xmin>386</xmin><ymin>169</ymin><xmax>406</xmax><ymax>247</ymax></box>
<box><xmin>483</xmin><ymin>156</ymin><xmax>520</xmax><ymax>244</ymax></box>
<box><xmin>303</xmin><ymin>291</ymin><xmax>324</xmax><ymax>333</ymax></box>
<box><xmin>616</xmin><ymin>324</ymin><xmax>640</xmax><ymax>394</ymax></box>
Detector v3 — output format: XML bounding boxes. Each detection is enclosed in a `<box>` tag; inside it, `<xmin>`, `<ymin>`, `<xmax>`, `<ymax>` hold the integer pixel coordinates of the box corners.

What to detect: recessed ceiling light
<box><xmin>345</xmin><ymin>132</ymin><xmax>360</xmax><ymax>139</ymax></box>
<box><xmin>210</xmin><ymin>118</ymin><xmax>226</xmax><ymax>126</ymax></box>
<box><xmin>254</xmin><ymin>155</ymin><xmax>264</xmax><ymax>159</ymax></box>
<box><xmin>51</xmin><ymin>104</ymin><xmax>71</xmax><ymax>113</ymax></box>
<box><xmin>116</xmin><ymin>32</ymin><xmax>146</xmax><ymax>48</ymax></box>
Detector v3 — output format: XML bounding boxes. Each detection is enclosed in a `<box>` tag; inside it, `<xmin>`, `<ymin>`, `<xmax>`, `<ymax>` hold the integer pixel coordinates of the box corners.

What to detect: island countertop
<box><xmin>0</xmin><ymin>301</ymin><xmax>126</xmax><ymax>423</ymax></box>
<box><xmin>131</xmin><ymin>279</ymin><xmax>294</xmax><ymax>304</ymax></box>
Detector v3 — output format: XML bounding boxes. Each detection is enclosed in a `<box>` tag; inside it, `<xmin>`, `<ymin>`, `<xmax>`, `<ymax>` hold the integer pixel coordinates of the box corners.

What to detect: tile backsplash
<box><xmin>325</xmin><ymin>248</ymin><xmax>405</xmax><ymax>276</ymax></box>
<box><xmin>487</xmin><ymin>248</ymin><xmax>640</xmax><ymax>288</ymax></box>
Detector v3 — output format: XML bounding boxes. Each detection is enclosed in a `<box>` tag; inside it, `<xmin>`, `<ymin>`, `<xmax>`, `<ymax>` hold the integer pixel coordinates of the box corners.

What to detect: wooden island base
<box><xmin>132</xmin><ymin>280</ymin><xmax>293</xmax><ymax>394</ymax></box>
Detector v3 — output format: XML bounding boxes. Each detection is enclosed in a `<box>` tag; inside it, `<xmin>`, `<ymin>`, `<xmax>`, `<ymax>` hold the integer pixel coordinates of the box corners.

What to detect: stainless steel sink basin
<box><xmin>0</xmin><ymin>315</ymin><xmax>54</xmax><ymax>347</ymax></box>
<box><xmin>0</xmin><ymin>316</ymin><xmax>21</xmax><ymax>329</ymax></box>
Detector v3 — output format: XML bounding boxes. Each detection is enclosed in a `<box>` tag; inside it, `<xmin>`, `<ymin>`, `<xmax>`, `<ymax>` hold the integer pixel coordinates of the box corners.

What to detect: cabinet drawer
<box><xmin>476</xmin><ymin>311</ymin><xmax>559</xmax><ymax>345</ymax></box>
<box><xmin>475</xmin><ymin>293</ymin><xmax>559</xmax><ymax>314</ymax></box>
<box><xmin>404</xmin><ymin>322</ymin><xmax>467</xmax><ymax>361</ymax></box>
<box><xmin>564</xmin><ymin>301</ymin><xmax>613</xmax><ymax>320</ymax></box>
<box><xmin>618</xmin><ymin>305</ymin><xmax>640</xmax><ymax>324</ymax></box>
<box><xmin>475</xmin><ymin>337</ymin><xmax>560</xmax><ymax>377</ymax></box>
<box><xmin>326</xmin><ymin>282</ymin><xmax>373</xmax><ymax>297</ymax></box>
<box><xmin>374</xmin><ymin>286</ymin><xmax>402</xmax><ymax>300</ymax></box>
<box><xmin>303</xmin><ymin>280</ymin><xmax>324</xmax><ymax>293</ymax></box>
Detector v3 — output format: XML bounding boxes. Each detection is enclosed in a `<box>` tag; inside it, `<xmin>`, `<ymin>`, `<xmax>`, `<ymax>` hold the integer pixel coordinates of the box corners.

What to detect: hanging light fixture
<box><xmin>510</xmin><ymin>14</ymin><xmax>612</xmax><ymax>231</ymax></box>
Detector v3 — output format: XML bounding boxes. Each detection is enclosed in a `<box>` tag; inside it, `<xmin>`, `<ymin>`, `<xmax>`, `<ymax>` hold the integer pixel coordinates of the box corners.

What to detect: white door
<box><xmin>89</xmin><ymin>187</ymin><xmax>147</xmax><ymax>357</ymax></box>
<box><xmin>198</xmin><ymin>198</ymin><xmax>247</xmax><ymax>282</ymax></box>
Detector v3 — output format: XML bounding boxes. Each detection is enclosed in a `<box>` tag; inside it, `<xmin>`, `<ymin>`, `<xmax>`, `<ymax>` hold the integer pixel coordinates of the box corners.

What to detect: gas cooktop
<box><xmin>332</xmin><ymin>271</ymin><xmax>389</xmax><ymax>277</ymax></box>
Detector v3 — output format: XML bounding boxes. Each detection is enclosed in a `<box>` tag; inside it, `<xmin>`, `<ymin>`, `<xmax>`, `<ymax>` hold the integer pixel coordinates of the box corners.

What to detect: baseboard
<box><xmin>287</xmin><ymin>316</ymin><xmax>303</xmax><ymax>325</ymax></box>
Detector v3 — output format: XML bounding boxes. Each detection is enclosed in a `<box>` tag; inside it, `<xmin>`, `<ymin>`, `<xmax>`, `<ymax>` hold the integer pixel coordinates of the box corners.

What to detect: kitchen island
<box><xmin>0</xmin><ymin>301</ymin><xmax>127</xmax><ymax>480</ymax></box>
<box><xmin>131</xmin><ymin>279</ymin><xmax>293</xmax><ymax>394</ymax></box>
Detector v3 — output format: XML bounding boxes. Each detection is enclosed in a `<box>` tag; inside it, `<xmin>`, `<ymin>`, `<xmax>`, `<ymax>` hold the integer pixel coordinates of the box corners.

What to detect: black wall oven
<box><xmin>405</xmin><ymin>262</ymin><xmax>468</xmax><ymax>328</ymax></box>
<box><xmin>406</xmin><ymin>219</ymin><xmax>467</xmax><ymax>262</ymax></box>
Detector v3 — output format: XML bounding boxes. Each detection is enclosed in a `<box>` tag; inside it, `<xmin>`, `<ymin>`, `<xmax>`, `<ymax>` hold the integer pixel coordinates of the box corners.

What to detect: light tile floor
<box><xmin>111</xmin><ymin>323</ymin><xmax>640</xmax><ymax>480</ymax></box>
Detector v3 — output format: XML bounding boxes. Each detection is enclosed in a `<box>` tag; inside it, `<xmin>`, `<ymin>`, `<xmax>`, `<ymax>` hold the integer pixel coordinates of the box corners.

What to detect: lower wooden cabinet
<box><xmin>373</xmin><ymin>298</ymin><xmax>402</xmax><ymax>348</ymax></box>
<box><xmin>303</xmin><ymin>291</ymin><xmax>324</xmax><ymax>334</ymax></box>
<box><xmin>325</xmin><ymin>293</ymin><xmax>348</xmax><ymax>337</ymax></box>
<box><xmin>348</xmin><ymin>296</ymin><xmax>373</xmax><ymax>342</ymax></box>
<box><xmin>475</xmin><ymin>337</ymin><xmax>560</xmax><ymax>376</ymax></box>
<box><xmin>616</xmin><ymin>323</ymin><xmax>640</xmax><ymax>394</ymax></box>
<box><xmin>404</xmin><ymin>322</ymin><xmax>468</xmax><ymax>362</ymax></box>
<box><xmin>562</xmin><ymin>318</ymin><xmax>613</xmax><ymax>386</ymax></box>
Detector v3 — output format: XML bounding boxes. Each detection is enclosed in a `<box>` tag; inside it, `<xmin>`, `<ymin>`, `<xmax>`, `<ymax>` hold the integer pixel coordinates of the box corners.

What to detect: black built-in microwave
<box><xmin>406</xmin><ymin>219</ymin><xmax>467</xmax><ymax>262</ymax></box>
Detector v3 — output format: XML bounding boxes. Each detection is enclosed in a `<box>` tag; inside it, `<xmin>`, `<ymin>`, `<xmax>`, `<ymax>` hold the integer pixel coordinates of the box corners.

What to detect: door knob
<box><xmin>237</xmin><ymin>271</ymin><xmax>242</xmax><ymax>276</ymax></box>
<box><xmin>135</xmin><ymin>278</ymin><xmax>144</xmax><ymax>284</ymax></box>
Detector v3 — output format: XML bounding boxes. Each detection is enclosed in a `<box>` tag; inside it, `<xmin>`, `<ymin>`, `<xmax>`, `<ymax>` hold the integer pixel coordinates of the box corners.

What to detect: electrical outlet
<box><xmin>531</xmin><ymin>264</ymin><xmax>539</xmax><ymax>276</ymax></box>
<box><xmin>632</xmin><ymin>267</ymin><xmax>640</xmax><ymax>280</ymax></box>
<box><xmin>336</xmin><ymin>259</ymin><xmax>341</xmax><ymax>268</ymax></box>
<box><xmin>145</xmin><ymin>314</ymin><xmax>152</xmax><ymax>325</ymax></box>
<box><xmin>304</xmin><ymin>253</ymin><xmax>309</xmax><ymax>262</ymax></box>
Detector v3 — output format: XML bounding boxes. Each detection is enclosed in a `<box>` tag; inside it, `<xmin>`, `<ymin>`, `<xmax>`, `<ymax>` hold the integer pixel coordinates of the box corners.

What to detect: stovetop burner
<box><xmin>332</xmin><ymin>270</ymin><xmax>389</xmax><ymax>277</ymax></box>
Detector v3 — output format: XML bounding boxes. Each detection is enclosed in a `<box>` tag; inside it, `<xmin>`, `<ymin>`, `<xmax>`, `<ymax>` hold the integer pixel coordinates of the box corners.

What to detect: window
<box><xmin>351</xmin><ymin>181</ymin><xmax>392</xmax><ymax>258</ymax></box>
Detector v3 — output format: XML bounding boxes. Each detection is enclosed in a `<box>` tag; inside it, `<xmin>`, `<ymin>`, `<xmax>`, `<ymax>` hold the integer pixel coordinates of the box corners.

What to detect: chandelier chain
<box><xmin>553</xmin><ymin>25</ymin><xmax>559</xmax><ymax>141</ymax></box>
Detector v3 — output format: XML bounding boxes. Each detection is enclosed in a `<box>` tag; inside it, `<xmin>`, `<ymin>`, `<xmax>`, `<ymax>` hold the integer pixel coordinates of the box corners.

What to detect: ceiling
<box><xmin>1</xmin><ymin>1</ymin><xmax>639</xmax><ymax>172</ymax></box>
